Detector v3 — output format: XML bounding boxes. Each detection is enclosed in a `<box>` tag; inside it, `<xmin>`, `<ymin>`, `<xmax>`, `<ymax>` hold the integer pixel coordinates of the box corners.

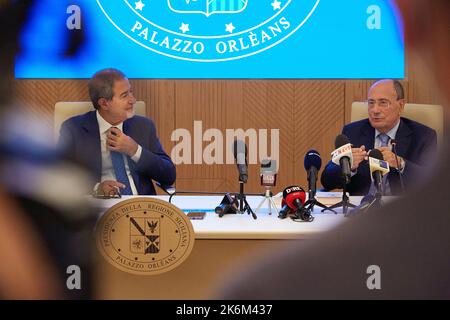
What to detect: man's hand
<box><xmin>377</xmin><ymin>147</ymin><xmax>403</xmax><ymax>169</ymax></box>
<box><xmin>98</xmin><ymin>180</ymin><xmax>126</xmax><ymax>196</ymax></box>
<box><xmin>107</xmin><ymin>127</ymin><xmax>138</xmax><ymax>157</ymax></box>
<box><xmin>351</xmin><ymin>145</ymin><xmax>368</xmax><ymax>171</ymax></box>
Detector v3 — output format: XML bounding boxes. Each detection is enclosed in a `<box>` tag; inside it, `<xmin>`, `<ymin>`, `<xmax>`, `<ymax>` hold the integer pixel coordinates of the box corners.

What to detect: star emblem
<box><xmin>179</xmin><ymin>23</ymin><xmax>190</xmax><ymax>34</ymax></box>
<box><xmin>135</xmin><ymin>0</ymin><xmax>145</xmax><ymax>11</ymax></box>
<box><xmin>225</xmin><ymin>23</ymin><xmax>236</xmax><ymax>34</ymax></box>
<box><xmin>271</xmin><ymin>0</ymin><xmax>282</xmax><ymax>10</ymax></box>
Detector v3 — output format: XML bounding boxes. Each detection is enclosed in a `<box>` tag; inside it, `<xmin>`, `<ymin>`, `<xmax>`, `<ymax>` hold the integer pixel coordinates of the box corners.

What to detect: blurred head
<box><xmin>395</xmin><ymin>0</ymin><xmax>450</xmax><ymax>108</ymax></box>
<box><xmin>0</xmin><ymin>0</ymin><xmax>34</xmax><ymax>109</ymax></box>
<box><xmin>88</xmin><ymin>68</ymin><xmax>136</xmax><ymax>125</ymax></box>
<box><xmin>367</xmin><ymin>79</ymin><xmax>405</xmax><ymax>133</ymax></box>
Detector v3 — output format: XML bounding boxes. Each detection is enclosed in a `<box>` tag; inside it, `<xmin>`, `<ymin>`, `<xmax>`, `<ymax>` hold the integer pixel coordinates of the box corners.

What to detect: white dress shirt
<box><xmin>96</xmin><ymin>111</ymin><xmax>142</xmax><ymax>195</ymax></box>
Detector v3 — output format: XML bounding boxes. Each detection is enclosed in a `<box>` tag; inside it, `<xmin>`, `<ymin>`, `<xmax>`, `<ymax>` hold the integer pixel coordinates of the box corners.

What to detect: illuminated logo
<box><xmin>168</xmin><ymin>0</ymin><xmax>248</xmax><ymax>16</ymax></box>
<box><xmin>96</xmin><ymin>0</ymin><xmax>320</xmax><ymax>62</ymax></box>
<box><xmin>96</xmin><ymin>198</ymin><xmax>195</xmax><ymax>275</ymax></box>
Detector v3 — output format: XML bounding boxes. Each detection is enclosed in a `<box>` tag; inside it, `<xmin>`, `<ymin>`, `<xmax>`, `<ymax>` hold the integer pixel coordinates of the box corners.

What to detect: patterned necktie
<box><xmin>378</xmin><ymin>133</ymin><xmax>390</xmax><ymax>195</ymax></box>
<box><xmin>110</xmin><ymin>128</ymin><xmax>132</xmax><ymax>195</ymax></box>
<box><xmin>368</xmin><ymin>133</ymin><xmax>391</xmax><ymax>196</ymax></box>
<box><xmin>378</xmin><ymin>133</ymin><xmax>390</xmax><ymax>147</ymax></box>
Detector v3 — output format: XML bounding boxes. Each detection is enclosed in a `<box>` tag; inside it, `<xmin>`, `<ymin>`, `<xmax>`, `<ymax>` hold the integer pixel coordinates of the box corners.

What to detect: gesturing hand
<box><xmin>378</xmin><ymin>147</ymin><xmax>403</xmax><ymax>169</ymax></box>
<box><xmin>351</xmin><ymin>145</ymin><xmax>368</xmax><ymax>171</ymax></box>
<box><xmin>98</xmin><ymin>180</ymin><xmax>127</xmax><ymax>196</ymax></box>
<box><xmin>107</xmin><ymin>127</ymin><xmax>138</xmax><ymax>157</ymax></box>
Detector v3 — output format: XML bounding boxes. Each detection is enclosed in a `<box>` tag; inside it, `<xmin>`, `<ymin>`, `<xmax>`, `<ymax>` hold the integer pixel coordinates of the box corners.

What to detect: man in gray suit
<box><xmin>217</xmin><ymin>0</ymin><xmax>450</xmax><ymax>299</ymax></box>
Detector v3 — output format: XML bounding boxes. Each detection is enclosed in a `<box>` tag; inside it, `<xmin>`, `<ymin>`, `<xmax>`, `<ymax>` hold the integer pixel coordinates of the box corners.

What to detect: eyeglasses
<box><xmin>367</xmin><ymin>99</ymin><xmax>392</xmax><ymax>108</ymax></box>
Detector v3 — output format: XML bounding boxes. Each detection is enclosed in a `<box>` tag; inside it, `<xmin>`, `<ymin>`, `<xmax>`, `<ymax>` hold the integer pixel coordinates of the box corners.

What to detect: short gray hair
<box><xmin>392</xmin><ymin>80</ymin><xmax>405</xmax><ymax>100</ymax></box>
<box><xmin>88</xmin><ymin>68</ymin><xmax>126</xmax><ymax>109</ymax></box>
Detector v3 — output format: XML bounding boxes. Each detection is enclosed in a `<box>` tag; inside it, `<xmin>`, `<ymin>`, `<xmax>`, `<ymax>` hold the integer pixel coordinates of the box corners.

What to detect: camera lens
<box><xmin>215</xmin><ymin>204</ymin><xmax>230</xmax><ymax>217</ymax></box>
<box><xmin>278</xmin><ymin>205</ymin><xmax>290</xmax><ymax>219</ymax></box>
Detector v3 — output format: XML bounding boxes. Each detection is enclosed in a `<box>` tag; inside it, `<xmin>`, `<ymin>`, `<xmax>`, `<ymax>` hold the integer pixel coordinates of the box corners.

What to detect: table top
<box><xmin>90</xmin><ymin>195</ymin><xmax>365</xmax><ymax>240</ymax></box>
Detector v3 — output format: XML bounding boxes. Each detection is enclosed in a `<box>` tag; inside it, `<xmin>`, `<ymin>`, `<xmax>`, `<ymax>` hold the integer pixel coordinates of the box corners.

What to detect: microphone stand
<box><xmin>236</xmin><ymin>181</ymin><xmax>257</xmax><ymax>220</ymax></box>
<box><xmin>255</xmin><ymin>186</ymin><xmax>279</xmax><ymax>215</ymax></box>
<box><xmin>391</xmin><ymin>140</ymin><xmax>405</xmax><ymax>193</ymax></box>
<box><xmin>348</xmin><ymin>191</ymin><xmax>382</xmax><ymax>216</ymax></box>
<box><xmin>365</xmin><ymin>190</ymin><xmax>383</xmax><ymax>212</ymax></box>
<box><xmin>304</xmin><ymin>189</ymin><xmax>337</xmax><ymax>215</ymax></box>
<box><xmin>303</xmin><ymin>168</ymin><xmax>336</xmax><ymax>214</ymax></box>
<box><xmin>323</xmin><ymin>182</ymin><xmax>357</xmax><ymax>215</ymax></box>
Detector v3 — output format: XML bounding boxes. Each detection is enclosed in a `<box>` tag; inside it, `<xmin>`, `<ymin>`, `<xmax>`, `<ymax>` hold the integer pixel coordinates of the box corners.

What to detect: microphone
<box><xmin>390</xmin><ymin>139</ymin><xmax>405</xmax><ymax>192</ymax></box>
<box><xmin>233</xmin><ymin>140</ymin><xmax>248</xmax><ymax>183</ymax></box>
<box><xmin>368</xmin><ymin>149</ymin><xmax>390</xmax><ymax>196</ymax></box>
<box><xmin>331</xmin><ymin>134</ymin><xmax>353</xmax><ymax>185</ymax></box>
<box><xmin>278</xmin><ymin>186</ymin><xmax>306</xmax><ymax>219</ymax></box>
<box><xmin>304</xmin><ymin>150</ymin><xmax>321</xmax><ymax>197</ymax></box>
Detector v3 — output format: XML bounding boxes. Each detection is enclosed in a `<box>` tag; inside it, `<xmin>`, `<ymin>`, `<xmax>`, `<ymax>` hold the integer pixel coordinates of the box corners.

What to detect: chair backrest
<box><xmin>351</xmin><ymin>101</ymin><xmax>444</xmax><ymax>148</ymax></box>
<box><xmin>54</xmin><ymin>101</ymin><xmax>146</xmax><ymax>139</ymax></box>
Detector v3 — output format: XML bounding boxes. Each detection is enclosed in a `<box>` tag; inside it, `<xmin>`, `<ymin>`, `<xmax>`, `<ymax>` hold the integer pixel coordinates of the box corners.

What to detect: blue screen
<box><xmin>15</xmin><ymin>0</ymin><xmax>404</xmax><ymax>79</ymax></box>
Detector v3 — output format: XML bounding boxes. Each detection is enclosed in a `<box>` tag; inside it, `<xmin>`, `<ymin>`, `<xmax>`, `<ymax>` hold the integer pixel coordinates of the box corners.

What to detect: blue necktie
<box><xmin>378</xmin><ymin>133</ymin><xmax>390</xmax><ymax>147</ymax></box>
<box><xmin>368</xmin><ymin>133</ymin><xmax>391</xmax><ymax>196</ymax></box>
<box><xmin>110</xmin><ymin>129</ymin><xmax>133</xmax><ymax>195</ymax></box>
<box><xmin>378</xmin><ymin>133</ymin><xmax>391</xmax><ymax>195</ymax></box>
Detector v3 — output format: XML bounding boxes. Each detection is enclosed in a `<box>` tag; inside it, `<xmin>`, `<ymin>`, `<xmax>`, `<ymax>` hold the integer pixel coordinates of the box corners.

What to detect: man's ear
<box><xmin>98</xmin><ymin>97</ymin><xmax>108</xmax><ymax>110</ymax></box>
<box><xmin>398</xmin><ymin>99</ymin><xmax>406</xmax><ymax>114</ymax></box>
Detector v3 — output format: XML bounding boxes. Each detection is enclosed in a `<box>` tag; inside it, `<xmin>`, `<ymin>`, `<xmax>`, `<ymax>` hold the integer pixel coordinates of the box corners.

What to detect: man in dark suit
<box><xmin>216</xmin><ymin>0</ymin><xmax>450</xmax><ymax>299</ymax></box>
<box><xmin>59</xmin><ymin>68</ymin><xmax>176</xmax><ymax>195</ymax></box>
<box><xmin>321</xmin><ymin>79</ymin><xmax>437</xmax><ymax>195</ymax></box>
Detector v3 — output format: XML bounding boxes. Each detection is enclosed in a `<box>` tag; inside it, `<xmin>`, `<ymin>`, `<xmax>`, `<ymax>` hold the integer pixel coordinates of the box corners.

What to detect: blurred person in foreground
<box><xmin>216</xmin><ymin>0</ymin><xmax>450</xmax><ymax>299</ymax></box>
<box><xmin>0</xmin><ymin>1</ymin><xmax>95</xmax><ymax>299</ymax></box>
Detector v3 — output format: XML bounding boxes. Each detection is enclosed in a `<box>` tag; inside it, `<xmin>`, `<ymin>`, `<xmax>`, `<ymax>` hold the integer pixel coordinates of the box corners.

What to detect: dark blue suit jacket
<box><xmin>321</xmin><ymin>117</ymin><xmax>437</xmax><ymax>195</ymax></box>
<box><xmin>59</xmin><ymin>111</ymin><xmax>176</xmax><ymax>195</ymax></box>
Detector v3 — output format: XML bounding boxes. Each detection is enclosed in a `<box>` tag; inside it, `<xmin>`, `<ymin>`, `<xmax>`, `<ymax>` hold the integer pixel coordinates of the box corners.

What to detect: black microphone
<box><xmin>304</xmin><ymin>150</ymin><xmax>321</xmax><ymax>197</ymax></box>
<box><xmin>368</xmin><ymin>149</ymin><xmax>385</xmax><ymax>196</ymax></box>
<box><xmin>333</xmin><ymin>134</ymin><xmax>353</xmax><ymax>185</ymax></box>
<box><xmin>233</xmin><ymin>140</ymin><xmax>248</xmax><ymax>183</ymax></box>
<box><xmin>390</xmin><ymin>139</ymin><xmax>405</xmax><ymax>192</ymax></box>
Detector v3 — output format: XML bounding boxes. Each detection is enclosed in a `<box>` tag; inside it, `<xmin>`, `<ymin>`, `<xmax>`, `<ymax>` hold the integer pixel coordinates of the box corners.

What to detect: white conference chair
<box><xmin>351</xmin><ymin>101</ymin><xmax>444</xmax><ymax>149</ymax></box>
<box><xmin>54</xmin><ymin>101</ymin><xmax>146</xmax><ymax>140</ymax></box>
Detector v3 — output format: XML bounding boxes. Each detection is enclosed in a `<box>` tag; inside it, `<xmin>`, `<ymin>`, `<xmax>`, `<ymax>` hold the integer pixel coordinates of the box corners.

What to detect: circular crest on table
<box><xmin>96</xmin><ymin>197</ymin><xmax>195</xmax><ymax>275</ymax></box>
